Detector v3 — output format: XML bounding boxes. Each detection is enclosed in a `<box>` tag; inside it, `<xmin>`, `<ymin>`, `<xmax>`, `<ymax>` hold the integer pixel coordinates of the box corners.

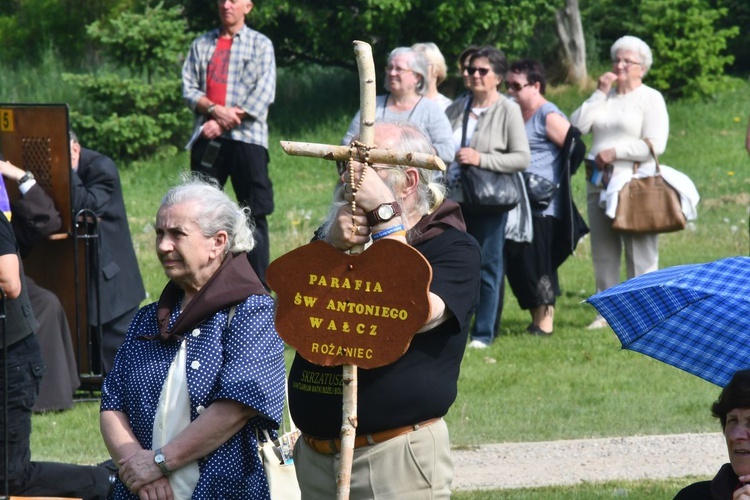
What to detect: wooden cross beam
<box><xmin>279</xmin><ymin>141</ymin><xmax>446</xmax><ymax>171</ymax></box>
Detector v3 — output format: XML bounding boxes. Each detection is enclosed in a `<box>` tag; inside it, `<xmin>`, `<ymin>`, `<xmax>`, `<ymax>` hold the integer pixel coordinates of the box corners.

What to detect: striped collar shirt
<box><xmin>182</xmin><ymin>24</ymin><xmax>276</xmax><ymax>148</ymax></box>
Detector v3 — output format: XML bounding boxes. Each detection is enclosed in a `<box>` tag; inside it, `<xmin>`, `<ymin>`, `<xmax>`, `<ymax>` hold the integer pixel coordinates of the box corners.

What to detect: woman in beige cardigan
<box><xmin>445</xmin><ymin>45</ymin><xmax>530</xmax><ymax>349</ymax></box>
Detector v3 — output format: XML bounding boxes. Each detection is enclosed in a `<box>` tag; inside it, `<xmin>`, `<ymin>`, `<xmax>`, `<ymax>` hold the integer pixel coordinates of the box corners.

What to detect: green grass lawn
<box><xmin>25</xmin><ymin>67</ymin><xmax>750</xmax><ymax>496</ymax></box>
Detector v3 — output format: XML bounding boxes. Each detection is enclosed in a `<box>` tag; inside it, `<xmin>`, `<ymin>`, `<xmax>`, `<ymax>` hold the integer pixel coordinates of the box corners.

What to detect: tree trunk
<box><xmin>555</xmin><ymin>0</ymin><xmax>587</xmax><ymax>87</ymax></box>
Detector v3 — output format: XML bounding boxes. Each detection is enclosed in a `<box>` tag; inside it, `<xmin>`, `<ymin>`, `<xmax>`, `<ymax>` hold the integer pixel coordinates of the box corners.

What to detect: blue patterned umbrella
<box><xmin>586</xmin><ymin>256</ymin><xmax>750</xmax><ymax>387</ymax></box>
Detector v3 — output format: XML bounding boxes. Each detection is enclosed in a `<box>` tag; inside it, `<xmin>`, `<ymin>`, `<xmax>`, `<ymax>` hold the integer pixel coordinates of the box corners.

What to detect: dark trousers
<box><xmin>191</xmin><ymin>138</ymin><xmax>274</xmax><ymax>284</ymax></box>
<box><xmin>26</xmin><ymin>279</ymin><xmax>80</xmax><ymax>412</ymax></box>
<box><xmin>0</xmin><ymin>335</ymin><xmax>111</xmax><ymax>499</ymax></box>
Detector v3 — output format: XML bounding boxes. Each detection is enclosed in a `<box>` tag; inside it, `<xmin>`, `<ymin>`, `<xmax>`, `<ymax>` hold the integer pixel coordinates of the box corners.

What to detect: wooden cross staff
<box><xmin>273</xmin><ymin>41</ymin><xmax>444</xmax><ymax>500</ymax></box>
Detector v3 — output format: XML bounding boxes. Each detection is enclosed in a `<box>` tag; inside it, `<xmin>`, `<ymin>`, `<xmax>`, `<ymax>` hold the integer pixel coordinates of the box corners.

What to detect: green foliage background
<box><xmin>1</xmin><ymin>0</ymin><xmax>747</xmax><ymax>158</ymax></box>
<box><xmin>61</xmin><ymin>3</ymin><xmax>194</xmax><ymax>158</ymax></box>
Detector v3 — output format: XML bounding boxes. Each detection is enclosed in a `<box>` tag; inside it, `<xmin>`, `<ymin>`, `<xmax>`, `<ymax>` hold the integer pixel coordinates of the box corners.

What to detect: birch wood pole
<box><xmin>279</xmin><ymin>141</ymin><xmax>446</xmax><ymax>171</ymax></box>
<box><xmin>336</xmin><ymin>39</ymin><xmax>376</xmax><ymax>500</ymax></box>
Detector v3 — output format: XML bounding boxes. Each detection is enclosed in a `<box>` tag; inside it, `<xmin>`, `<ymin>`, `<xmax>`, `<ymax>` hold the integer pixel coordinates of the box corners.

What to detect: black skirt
<box><xmin>505</xmin><ymin>215</ymin><xmax>563</xmax><ymax>310</ymax></box>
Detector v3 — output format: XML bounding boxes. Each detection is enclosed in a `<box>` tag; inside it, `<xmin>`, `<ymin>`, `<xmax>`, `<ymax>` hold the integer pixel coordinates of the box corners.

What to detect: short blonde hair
<box><xmin>412</xmin><ymin>42</ymin><xmax>448</xmax><ymax>86</ymax></box>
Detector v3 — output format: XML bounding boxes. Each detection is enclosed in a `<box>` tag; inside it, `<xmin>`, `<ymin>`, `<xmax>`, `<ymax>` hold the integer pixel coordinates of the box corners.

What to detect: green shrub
<box><xmin>62</xmin><ymin>2</ymin><xmax>194</xmax><ymax>160</ymax></box>
<box><xmin>637</xmin><ymin>0</ymin><xmax>738</xmax><ymax>99</ymax></box>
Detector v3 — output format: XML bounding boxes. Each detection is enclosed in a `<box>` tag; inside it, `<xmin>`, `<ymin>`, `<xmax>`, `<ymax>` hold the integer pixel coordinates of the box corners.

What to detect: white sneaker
<box><xmin>468</xmin><ymin>339</ymin><xmax>489</xmax><ymax>349</ymax></box>
<box><xmin>586</xmin><ymin>315</ymin><xmax>609</xmax><ymax>330</ymax></box>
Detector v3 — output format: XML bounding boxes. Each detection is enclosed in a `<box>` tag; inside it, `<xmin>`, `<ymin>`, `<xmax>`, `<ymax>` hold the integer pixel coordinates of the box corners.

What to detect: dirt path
<box><xmin>451</xmin><ymin>432</ymin><xmax>726</xmax><ymax>491</ymax></box>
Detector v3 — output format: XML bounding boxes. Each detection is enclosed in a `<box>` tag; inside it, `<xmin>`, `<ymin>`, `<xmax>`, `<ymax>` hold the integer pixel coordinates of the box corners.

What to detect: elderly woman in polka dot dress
<box><xmin>100</xmin><ymin>178</ymin><xmax>286</xmax><ymax>499</ymax></box>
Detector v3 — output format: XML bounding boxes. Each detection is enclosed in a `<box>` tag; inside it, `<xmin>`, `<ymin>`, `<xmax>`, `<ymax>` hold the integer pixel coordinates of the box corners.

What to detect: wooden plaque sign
<box><xmin>267</xmin><ymin>239</ymin><xmax>432</xmax><ymax>369</ymax></box>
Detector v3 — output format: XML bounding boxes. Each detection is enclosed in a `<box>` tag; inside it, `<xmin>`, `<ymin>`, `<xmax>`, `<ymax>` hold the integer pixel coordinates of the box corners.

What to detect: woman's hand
<box><xmin>136</xmin><ymin>476</ymin><xmax>174</xmax><ymax>500</ymax></box>
<box><xmin>594</xmin><ymin>148</ymin><xmax>616</xmax><ymax>168</ymax></box>
<box><xmin>455</xmin><ymin>147</ymin><xmax>481</xmax><ymax>167</ymax></box>
<box><xmin>597</xmin><ymin>72</ymin><xmax>618</xmax><ymax>94</ymax></box>
<box><xmin>118</xmin><ymin>449</ymin><xmax>164</xmax><ymax>494</ymax></box>
<box><xmin>733</xmin><ymin>480</ymin><xmax>750</xmax><ymax>499</ymax></box>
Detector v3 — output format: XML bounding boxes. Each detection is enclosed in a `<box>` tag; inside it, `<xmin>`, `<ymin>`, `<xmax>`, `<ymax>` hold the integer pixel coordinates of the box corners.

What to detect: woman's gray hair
<box><xmin>611</xmin><ymin>35</ymin><xmax>653</xmax><ymax>76</ymax></box>
<box><xmin>385</xmin><ymin>47</ymin><xmax>429</xmax><ymax>95</ymax></box>
<box><xmin>412</xmin><ymin>42</ymin><xmax>448</xmax><ymax>85</ymax></box>
<box><xmin>159</xmin><ymin>174</ymin><xmax>255</xmax><ymax>254</ymax></box>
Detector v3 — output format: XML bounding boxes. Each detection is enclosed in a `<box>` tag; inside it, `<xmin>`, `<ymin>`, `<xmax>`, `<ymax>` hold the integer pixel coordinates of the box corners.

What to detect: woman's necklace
<box><xmin>382</xmin><ymin>94</ymin><xmax>423</xmax><ymax>121</ymax></box>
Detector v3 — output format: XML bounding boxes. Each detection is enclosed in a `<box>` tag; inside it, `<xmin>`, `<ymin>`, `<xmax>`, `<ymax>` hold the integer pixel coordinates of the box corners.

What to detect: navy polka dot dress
<box><xmin>101</xmin><ymin>294</ymin><xmax>285</xmax><ymax>499</ymax></box>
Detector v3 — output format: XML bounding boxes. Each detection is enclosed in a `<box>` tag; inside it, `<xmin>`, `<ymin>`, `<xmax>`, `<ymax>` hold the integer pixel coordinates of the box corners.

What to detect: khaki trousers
<box><xmin>294</xmin><ymin>418</ymin><xmax>453</xmax><ymax>499</ymax></box>
<box><xmin>587</xmin><ymin>189</ymin><xmax>659</xmax><ymax>293</ymax></box>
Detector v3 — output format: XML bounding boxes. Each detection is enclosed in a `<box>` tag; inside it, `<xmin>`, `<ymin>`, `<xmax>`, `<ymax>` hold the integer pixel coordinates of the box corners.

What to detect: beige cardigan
<box><xmin>445</xmin><ymin>94</ymin><xmax>530</xmax><ymax>173</ymax></box>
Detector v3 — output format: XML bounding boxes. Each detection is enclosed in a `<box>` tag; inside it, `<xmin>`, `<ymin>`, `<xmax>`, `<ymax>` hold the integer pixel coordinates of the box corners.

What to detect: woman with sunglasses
<box><xmin>444</xmin><ymin>45</ymin><xmax>530</xmax><ymax>349</ymax></box>
<box><xmin>341</xmin><ymin>46</ymin><xmax>454</xmax><ymax>165</ymax></box>
<box><xmin>570</xmin><ymin>35</ymin><xmax>669</xmax><ymax>330</ymax></box>
<box><xmin>503</xmin><ymin>59</ymin><xmax>575</xmax><ymax>337</ymax></box>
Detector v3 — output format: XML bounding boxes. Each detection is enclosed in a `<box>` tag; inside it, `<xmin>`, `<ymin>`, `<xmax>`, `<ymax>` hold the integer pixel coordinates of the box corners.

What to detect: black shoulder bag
<box><xmin>460</xmin><ymin>98</ymin><xmax>522</xmax><ymax>214</ymax></box>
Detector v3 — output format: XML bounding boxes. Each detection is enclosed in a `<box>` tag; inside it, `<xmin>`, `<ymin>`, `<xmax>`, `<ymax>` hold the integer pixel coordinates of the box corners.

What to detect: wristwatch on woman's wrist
<box><xmin>154</xmin><ymin>448</ymin><xmax>170</xmax><ymax>476</ymax></box>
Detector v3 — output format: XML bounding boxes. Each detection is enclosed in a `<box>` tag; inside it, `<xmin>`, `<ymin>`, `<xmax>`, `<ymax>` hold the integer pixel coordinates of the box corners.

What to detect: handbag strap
<box><xmin>632</xmin><ymin>139</ymin><xmax>661</xmax><ymax>174</ymax></box>
<box><xmin>461</xmin><ymin>95</ymin><xmax>473</xmax><ymax>148</ymax></box>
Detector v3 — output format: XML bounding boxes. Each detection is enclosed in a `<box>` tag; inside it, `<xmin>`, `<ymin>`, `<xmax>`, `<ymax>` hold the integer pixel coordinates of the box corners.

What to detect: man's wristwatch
<box><xmin>366</xmin><ymin>202</ymin><xmax>402</xmax><ymax>226</ymax></box>
<box><xmin>17</xmin><ymin>171</ymin><xmax>34</xmax><ymax>184</ymax></box>
<box><xmin>154</xmin><ymin>448</ymin><xmax>170</xmax><ymax>476</ymax></box>
<box><xmin>207</xmin><ymin>103</ymin><xmax>216</xmax><ymax>116</ymax></box>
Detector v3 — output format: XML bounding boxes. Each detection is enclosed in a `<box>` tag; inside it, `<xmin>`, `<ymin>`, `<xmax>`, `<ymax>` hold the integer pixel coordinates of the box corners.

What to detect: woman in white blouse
<box><xmin>570</xmin><ymin>35</ymin><xmax>669</xmax><ymax>329</ymax></box>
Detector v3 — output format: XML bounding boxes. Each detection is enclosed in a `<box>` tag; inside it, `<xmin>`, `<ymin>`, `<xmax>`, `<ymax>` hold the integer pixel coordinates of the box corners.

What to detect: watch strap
<box><xmin>18</xmin><ymin>171</ymin><xmax>34</xmax><ymax>184</ymax></box>
<box><xmin>365</xmin><ymin>202</ymin><xmax>402</xmax><ymax>226</ymax></box>
<box><xmin>154</xmin><ymin>448</ymin><xmax>170</xmax><ymax>476</ymax></box>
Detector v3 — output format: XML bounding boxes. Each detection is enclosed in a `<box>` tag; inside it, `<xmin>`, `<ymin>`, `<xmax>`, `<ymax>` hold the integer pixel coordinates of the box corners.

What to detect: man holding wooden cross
<box><xmin>287</xmin><ymin>122</ymin><xmax>481</xmax><ymax>498</ymax></box>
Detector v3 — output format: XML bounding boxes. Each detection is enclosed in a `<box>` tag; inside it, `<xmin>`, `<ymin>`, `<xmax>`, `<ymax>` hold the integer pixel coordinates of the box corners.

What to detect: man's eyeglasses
<box><xmin>505</xmin><ymin>81</ymin><xmax>533</xmax><ymax>92</ymax></box>
<box><xmin>612</xmin><ymin>58</ymin><xmax>641</xmax><ymax>67</ymax></box>
<box><xmin>467</xmin><ymin>67</ymin><xmax>491</xmax><ymax>77</ymax></box>
<box><xmin>336</xmin><ymin>161</ymin><xmax>399</xmax><ymax>177</ymax></box>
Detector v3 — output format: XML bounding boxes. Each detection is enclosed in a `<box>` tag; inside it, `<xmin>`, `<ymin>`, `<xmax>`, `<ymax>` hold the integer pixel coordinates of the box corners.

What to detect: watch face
<box><xmin>377</xmin><ymin>205</ymin><xmax>394</xmax><ymax>219</ymax></box>
<box><xmin>155</xmin><ymin>454</ymin><xmax>165</xmax><ymax>464</ymax></box>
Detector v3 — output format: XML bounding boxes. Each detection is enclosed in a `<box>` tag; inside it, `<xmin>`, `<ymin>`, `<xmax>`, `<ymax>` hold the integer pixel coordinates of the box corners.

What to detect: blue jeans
<box><xmin>0</xmin><ymin>335</ymin><xmax>111</xmax><ymax>499</ymax></box>
<box><xmin>465</xmin><ymin>211</ymin><xmax>508</xmax><ymax>344</ymax></box>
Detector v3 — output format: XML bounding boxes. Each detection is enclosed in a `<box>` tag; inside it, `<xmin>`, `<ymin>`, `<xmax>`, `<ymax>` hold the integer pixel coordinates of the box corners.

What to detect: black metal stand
<box><xmin>1</xmin><ymin>287</ymin><xmax>8</xmax><ymax>500</ymax></box>
<box><xmin>73</xmin><ymin>209</ymin><xmax>102</xmax><ymax>389</ymax></box>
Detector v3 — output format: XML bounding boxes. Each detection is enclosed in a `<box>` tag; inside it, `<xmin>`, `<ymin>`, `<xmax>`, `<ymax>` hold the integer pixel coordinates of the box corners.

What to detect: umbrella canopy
<box><xmin>586</xmin><ymin>256</ymin><xmax>750</xmax><ymax>387</ymax></box>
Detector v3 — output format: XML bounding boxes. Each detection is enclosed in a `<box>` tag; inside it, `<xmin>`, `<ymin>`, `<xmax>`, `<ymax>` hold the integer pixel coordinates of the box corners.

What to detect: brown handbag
<box><xmin>612</xmin><ymin>140</ymin><xmax>686</xmax><ymax>234</ymax></box>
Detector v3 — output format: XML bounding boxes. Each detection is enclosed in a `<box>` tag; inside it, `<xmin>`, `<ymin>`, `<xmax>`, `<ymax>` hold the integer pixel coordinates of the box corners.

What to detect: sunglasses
<box><xmin>505</xmin><ymin>81</ymin><xmax>533</xmax><ymax>92</ymax></box>
<box><xmin>467</xmin><ymin>66</ymin><xmax>491</xmax><ymax>77</ymax></box>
